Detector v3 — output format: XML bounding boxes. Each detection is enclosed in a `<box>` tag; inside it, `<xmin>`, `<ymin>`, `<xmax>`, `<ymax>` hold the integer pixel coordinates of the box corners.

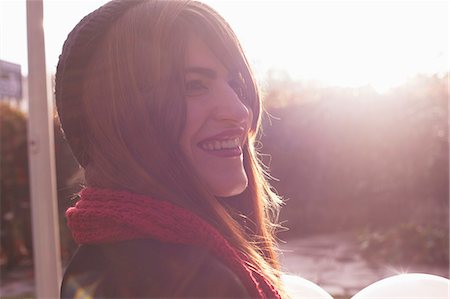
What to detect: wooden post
<box><xmin>26</xmin><ymin>0</ymin><xmax>62</xmax><ymax>297</ymax></box>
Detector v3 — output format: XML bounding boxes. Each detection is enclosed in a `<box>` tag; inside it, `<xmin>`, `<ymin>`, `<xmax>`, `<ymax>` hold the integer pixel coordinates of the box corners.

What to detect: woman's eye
<box><xmin>185</xmin><ymin>80</ymin><xmax>208</xmax><ymax>96</ymax></box>
<box><xmin>229</xmin><ymin>80</ymin><xmax>247</xmax><ymax>101</ymax></box>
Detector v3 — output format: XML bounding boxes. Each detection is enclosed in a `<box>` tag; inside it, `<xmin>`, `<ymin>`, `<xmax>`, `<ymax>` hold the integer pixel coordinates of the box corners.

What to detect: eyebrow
<box><xmin>184</xmin><ymin>67</ymin><xmax>217</xmax><ymax>79</ymax></box>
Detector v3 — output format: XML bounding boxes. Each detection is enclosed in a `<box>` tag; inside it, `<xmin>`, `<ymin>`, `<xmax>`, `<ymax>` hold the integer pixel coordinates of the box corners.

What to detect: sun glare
<box><xmin>1</xmin><ymin>0</ymin><xmax>448</xmax><ymax>93</ymax></box>
<box><xmin>206</xmin><ymin>1</ymin><xmax>448</xmax><ymax>92</ymax></box>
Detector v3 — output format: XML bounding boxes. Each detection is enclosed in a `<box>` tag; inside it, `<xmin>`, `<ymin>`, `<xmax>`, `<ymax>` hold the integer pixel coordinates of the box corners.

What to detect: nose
<box><xmin>213</xmin><ymin>82</ymin><xmax>251</xmax><ymax>125</ymax></box>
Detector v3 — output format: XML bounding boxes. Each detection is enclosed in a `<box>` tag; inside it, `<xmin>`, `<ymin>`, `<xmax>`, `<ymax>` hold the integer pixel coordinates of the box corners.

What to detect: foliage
<box><xmin>357</xmin><ymin>223</ymin><xmax>449</xmax><ymax>266</ymax></box>
<box><xmin>0</xmin><ymin>103</ymin><xmax>80</xmax><ymax>271</ymax></box>
<box><xmin>260</xmin><ymin>74</ymin><xmax>449</xmax><ymax>237</ymax></box>
<box><xmin>0</xmin><ymin>103</ymin><xmax>31</xmax><ymax>270</ymax></box>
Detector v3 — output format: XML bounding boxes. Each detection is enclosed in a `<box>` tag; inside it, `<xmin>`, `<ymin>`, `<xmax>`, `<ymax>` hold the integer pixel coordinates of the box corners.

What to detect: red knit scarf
<box><xmin>66</xmin><ymin>188</ymin><xmax>281</xmax><ymax>299</ymax></box>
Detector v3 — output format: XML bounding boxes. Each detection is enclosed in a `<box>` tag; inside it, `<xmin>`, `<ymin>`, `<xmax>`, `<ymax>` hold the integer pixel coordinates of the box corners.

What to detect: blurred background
<box><xmin>1</xmin><ymin>1</ymin><xmax>448</xmax><ymax>298</ymax></box>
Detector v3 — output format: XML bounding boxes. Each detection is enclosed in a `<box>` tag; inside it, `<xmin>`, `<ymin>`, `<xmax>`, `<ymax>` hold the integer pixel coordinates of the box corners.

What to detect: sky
<box><xmin>0</xmin><ymin>0</ymin><xmax>448</xmax><ymax>92</ymax></box>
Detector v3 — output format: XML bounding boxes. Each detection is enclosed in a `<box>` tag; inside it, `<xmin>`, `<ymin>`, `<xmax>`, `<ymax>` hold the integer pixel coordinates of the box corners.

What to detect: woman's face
<box><xmin>180</xmin><ymin>36</ymin><xmax>253</xmax><ymax>197</ymax></box>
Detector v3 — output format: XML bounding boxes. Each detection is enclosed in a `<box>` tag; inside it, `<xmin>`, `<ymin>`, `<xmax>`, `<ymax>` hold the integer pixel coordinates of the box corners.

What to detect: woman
<box><xmin>56</xmin><ymin>0</ymin><xmax>284</xmax><ymax>298</ymax></box>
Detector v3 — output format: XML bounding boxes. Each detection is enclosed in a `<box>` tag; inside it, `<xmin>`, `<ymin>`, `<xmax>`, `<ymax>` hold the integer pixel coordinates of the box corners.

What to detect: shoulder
<box><xmin>61</xmin><ymin>239</ymin><xmax>250</xmax><ymax>298</ymax></box>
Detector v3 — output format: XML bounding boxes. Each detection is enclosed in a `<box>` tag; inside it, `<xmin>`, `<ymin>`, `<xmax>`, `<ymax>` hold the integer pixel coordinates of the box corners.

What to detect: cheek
<box><xmin>180</xmin><ymin>102</ymin><xmax>205</xmax><ymax>160</ymax></box>
<box><xmin>179</xmin><ymin>133</ymin><xmax>191</xmax><ymax>164</ymax></box>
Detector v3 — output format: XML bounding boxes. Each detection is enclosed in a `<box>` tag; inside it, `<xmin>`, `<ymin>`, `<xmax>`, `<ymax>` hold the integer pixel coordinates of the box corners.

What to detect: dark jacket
<box><xmin>61</xmin><ymin>238</ymin><xmax>251</xmax><ymax>298</ymax></box>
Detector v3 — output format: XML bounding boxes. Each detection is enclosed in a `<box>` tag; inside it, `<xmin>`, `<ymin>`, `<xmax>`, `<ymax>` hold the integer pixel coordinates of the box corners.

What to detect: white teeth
<box><xmin>200</xmin><ymin>137</ymin><xmax>240</xmax><ymax>151</ymax></box>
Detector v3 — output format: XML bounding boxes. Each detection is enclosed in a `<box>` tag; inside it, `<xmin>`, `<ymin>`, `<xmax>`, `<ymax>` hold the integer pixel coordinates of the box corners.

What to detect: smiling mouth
<box><xmin>197</xmin><ymin>137</ymin><xmax>242</xmax><ymax>157</ymax></box>
<box><xmin>199</xmin><ymin>137</ymin><xmax>240</xmax><ymax>151</ymax></box>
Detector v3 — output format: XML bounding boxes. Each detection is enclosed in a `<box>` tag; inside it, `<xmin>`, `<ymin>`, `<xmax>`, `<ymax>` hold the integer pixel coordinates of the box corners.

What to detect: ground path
<box><xmin>279</xmin><ymin>232</ymin><xmax>449</xmax><ymax>297</ymax></box>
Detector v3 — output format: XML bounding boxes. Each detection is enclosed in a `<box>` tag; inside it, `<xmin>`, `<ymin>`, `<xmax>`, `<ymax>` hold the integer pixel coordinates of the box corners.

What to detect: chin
<box><xmin>212</xmin><ymin>178</ymin><xmax>248</xmax><ymax>198</ymax></box>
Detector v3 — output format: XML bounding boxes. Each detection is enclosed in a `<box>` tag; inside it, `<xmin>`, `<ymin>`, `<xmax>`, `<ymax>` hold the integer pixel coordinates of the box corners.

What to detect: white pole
<box><xmin>26</xmin><ymin>0</ymin><xmax>62</xmax><ymax>298</ymax></box>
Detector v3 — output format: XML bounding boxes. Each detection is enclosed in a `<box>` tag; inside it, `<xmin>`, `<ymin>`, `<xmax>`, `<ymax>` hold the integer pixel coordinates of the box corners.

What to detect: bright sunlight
<box><xmin>0</xmin><ymin>0</ymin><xmax>448</xmax><ymax>92</ymax></box>
<box><xmin>209</xmin><ymin>1</ymin><xmax>448</xmax><ymax>92</ymax></box>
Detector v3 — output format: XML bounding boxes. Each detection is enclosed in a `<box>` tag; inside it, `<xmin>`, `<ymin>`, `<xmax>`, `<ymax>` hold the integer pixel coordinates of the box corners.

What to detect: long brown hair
<box><xmin>76</xmin><ymin>0</ymin><xmax>284</xmax><ymax>291</ymax></box>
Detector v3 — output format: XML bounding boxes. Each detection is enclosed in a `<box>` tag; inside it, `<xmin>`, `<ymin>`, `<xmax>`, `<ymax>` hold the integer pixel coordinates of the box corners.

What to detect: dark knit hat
<box><xmin>55</xmin><ymin>0</ymin><xmax>144</xmax><ymax>167</ymax></box>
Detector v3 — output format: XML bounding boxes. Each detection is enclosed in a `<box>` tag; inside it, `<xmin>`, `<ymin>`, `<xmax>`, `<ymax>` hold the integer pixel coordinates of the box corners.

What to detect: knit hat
<box><xmin>55</xmin><ymin>0</ymin><xmax>144</xmax><ymax>167</ymax></box>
